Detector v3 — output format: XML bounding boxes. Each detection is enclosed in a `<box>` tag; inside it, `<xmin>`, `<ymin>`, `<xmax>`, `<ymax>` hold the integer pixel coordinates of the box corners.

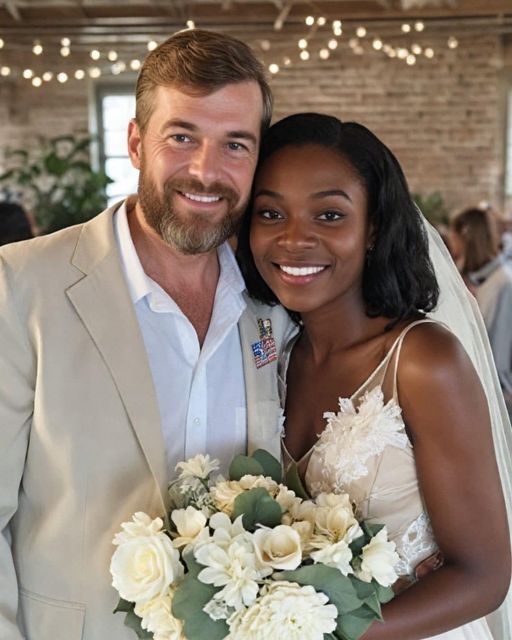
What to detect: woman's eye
<box><xmin>318</xmin><ymin>210</ymin><xmax>344</xmax><ymax>221</ymax></box>
<box><xmin>257</xmin><ymin>209</ymin><xmax>283</xmax><ymax>220</ymax></box>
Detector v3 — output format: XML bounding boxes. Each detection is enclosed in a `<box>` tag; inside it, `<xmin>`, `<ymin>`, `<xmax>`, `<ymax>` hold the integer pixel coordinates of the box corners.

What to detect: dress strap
<box><xmin>385</xmin><ymin>318</ymin><xmax>439</xmax><ymax>400</ymax></box>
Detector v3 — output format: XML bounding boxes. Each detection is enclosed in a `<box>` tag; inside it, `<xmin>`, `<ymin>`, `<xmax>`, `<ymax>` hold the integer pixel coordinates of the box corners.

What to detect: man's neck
<box><xmin>127</xmin><ymin>201</ymin><xmax>220</xmax><ymax>345</ymax></box>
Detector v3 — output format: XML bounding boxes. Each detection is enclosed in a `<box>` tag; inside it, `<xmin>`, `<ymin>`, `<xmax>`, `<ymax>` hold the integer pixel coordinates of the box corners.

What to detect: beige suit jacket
<box><xmin>0</xmin><ymin>203</ymin><xmax>295</xmax><ymax>640</ymax></box>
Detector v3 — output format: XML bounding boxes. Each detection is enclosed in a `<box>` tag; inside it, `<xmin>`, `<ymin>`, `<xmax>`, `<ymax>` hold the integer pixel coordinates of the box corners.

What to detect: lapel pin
<box><xmin>251</xmin><ymin>318</ymin><xmax>277</xmax><ymax>369</ymax></box>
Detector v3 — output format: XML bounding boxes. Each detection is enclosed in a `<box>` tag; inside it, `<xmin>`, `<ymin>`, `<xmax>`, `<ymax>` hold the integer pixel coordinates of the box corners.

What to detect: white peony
<box><xmin>239</xmin><ymin>475</ymin><xmax>279</xmax><ymax>494</ymax></box>
<box><xmin>274</xmin><ymin>485</ymin><xmax>300</xmax><ymax>513</ymax></box>
<box><xmin>357</xmin><ymin>527</ymin><xmax>399</xmax><ymax>587</ymax></box>
<box><xmin>195</xmin><ymin>536</ymin><xmax>271</xmax><ymax>610</ymax></box>
<box><xmin>175</xmin><ymin>454</ymin><xmax>219</xmax><ymax>480</ymax></box>
<box><xmin>313</xmin><ymin>502</ymin><xmax>362</xmax><ymax>545</ymax></box>
<box><xmin>134</xmin><ymin>587</ymin><xmax>185</xmax><ymax>640</ymax></box>
<box><xmin>227</xmin><ymin>581</ymin><xmax>338</xmax><ymax>639</ymax></box>
<box><xmin>253</xmin><ymin>525</ymin><xmax>302</xmax><ymax>570</ymax></box>
<box><xmin>110</xmin><ymin>513</ymin><xmax>184</xmax><ymax>603</ymax></box>
<box><xmin>310</xmin><ymin>540</ymin><xmax>353</xmax><ymax>575</ymax></box>
<box><xmin>288</xmin><ymin>499</ymin><xmax>317</xmax><ymax>525</ymax></box>
<box><xmin>171</xmin><ymin>506</ymin><xmax>210</xmax><ymax>553</ymax></box>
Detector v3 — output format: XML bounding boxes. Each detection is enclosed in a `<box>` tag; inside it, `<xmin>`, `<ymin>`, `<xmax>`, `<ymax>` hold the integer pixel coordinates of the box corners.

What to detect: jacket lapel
<box><xmin>66</xmin><ymin>206</ymin><xmax>169</xmax><ymax>513</ymax></box>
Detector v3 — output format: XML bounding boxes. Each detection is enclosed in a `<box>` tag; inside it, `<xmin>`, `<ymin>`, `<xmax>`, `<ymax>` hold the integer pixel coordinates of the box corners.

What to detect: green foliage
<box><xmin>284</xmin><ymin>461</ymin><xmax>310</xmax><ymax>500</ymax></box>
<box><xmin>0</xmin><ymin>134</ymin><xmax>112</xmax><ymax>234</ymax></box>
<box><xmin>232</xmin><ymin>487</ymin><xmax>282</xmax><ymax>531</ymax></box>
<box><xmin>412</xmin><ymin>191</ymin><xmax>449</xmax><ymax>227</ymax></box>
<box><xmin>113</xmin><ymin>598</ymin><xmax>152</xmax><ymax>639</ymax></box>
<box><xmin>172</xmin><ymin>554</ymin><xmax>229</xmax><ymax>640</ymax></box>
<box><xmin>229</xmin><ymin>448</ymin><xmax>282</xmax><ymax>483</ymax></box>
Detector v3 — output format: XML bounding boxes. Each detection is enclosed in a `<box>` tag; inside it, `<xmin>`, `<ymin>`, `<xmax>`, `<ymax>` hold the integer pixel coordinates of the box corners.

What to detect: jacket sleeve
<box><xmin>0</xmin><ymin>253</ymin><xmax>34</xmax><ymax>639</ymax></box>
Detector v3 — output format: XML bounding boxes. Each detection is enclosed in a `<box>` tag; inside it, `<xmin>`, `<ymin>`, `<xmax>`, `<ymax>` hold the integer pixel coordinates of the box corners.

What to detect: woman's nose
<box><xmin>276</xmin><ymin>219</ymin><xmax>317</xmax><ymax>251</ymax></box>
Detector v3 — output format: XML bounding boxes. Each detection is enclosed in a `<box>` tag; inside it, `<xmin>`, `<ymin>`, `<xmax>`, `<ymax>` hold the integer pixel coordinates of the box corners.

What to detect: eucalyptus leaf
<box><xmin>252</xmin><ymin>449</ymin><xmax>283</xmax><ymax>482</ymax></box>
<box><xmin>123</xmin><ymin>609</ymin><xmax>152</xmax><ymax>639</ymax></box>
<box><xmin>280</xmin><ymin>564</ymin><xmax>361</xmax><ymax>614</ymax></box>
<box><xmin>361</xmin><ymin>521</ymin><xmax>384</xmax><ymax>538</ymax></box>
<box><xmin>375</xmin><ymin>583</ymin><xmax>395</xmax><ymax>604</ymax></box>
<box><xmin>232</xmin><ymin>487</ymin><xmax>282</xmax><ymax>531</ymax></box>
<box><xmin>229</xmin><ymin>454</ymin><xmax>264</xmax><ymax>481</ymax></box>
<box><xmin>172</xmin><ymin>555</ymin><xmax>229</xmax><ymax>640</ymax></box>
<box><xmin>284</xmin><ymin>462</ymin><xmax>310</xmax><ymax>500</ymax></box>
<box><xmin>113</xmin><ymin>597</ymin><xmax>134</xmax><ymax>614</ymax></box>
<box><xmin>336</xmin><ymin>604</ymin><xmax>376</xmax><ymax>640</ymax></box>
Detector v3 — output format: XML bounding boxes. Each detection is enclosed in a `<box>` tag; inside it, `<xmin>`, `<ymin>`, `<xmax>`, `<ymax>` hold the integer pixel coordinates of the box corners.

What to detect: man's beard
<box><xmin>138</xmin><ymin>170</ymin><xmax>246</xmax><ymax>255</ymax></box>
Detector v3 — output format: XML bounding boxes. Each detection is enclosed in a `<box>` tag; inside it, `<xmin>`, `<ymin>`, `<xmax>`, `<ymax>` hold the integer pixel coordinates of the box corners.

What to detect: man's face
<box><xmin>128</xmin><ymin>82</ymin><xmax>263</xmax><ymax>254</ymax></box>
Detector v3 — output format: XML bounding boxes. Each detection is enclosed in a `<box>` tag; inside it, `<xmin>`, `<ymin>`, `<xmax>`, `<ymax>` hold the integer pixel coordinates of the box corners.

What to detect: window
<box><xmin>96</xmin><ymin>86</ymin><xmax>139</xmax><ymax>205</ymax></box>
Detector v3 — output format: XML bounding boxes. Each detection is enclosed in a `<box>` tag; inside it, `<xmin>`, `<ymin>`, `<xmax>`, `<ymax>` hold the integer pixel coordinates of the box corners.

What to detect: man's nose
<box><xmin>188</xmin><ymin>143</ymin><xmax>222</xmax><ymax>187</ymax></box>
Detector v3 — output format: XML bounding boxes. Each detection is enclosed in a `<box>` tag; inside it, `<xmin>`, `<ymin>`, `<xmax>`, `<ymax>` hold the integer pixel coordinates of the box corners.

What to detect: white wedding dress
<box><xmin>280</xmin><ymin>318</ymin><xmax>494</xmax><ymax>640</ymax></box>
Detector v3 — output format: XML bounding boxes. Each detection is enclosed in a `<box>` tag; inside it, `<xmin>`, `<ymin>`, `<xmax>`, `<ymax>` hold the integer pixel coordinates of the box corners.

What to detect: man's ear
<box><xmin>127</xmin><ymin>119</ymin><xmax>142</xmax><ymax>170</ymax></box>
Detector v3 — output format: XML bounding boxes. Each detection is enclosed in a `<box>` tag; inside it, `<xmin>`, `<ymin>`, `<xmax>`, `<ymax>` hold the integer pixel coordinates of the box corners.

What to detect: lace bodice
<box><xmin>280</xmin><ymin>319</ymin><xmax>440</xmax><ymax>579</ymax></box>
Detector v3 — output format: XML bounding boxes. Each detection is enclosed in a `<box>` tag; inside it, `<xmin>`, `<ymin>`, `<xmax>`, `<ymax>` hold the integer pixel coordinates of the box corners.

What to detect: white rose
<box><xmin>175</xmin><ymin>454</ymin><xmax>220</xmax><ymax>480</ymax></box>
<box><xmin>291</xmin><ymin>520</ymin><xmax>314</xmax><ymax>552</ymax></box>
<box><xmin>289</xmin><ymin>499</ymin><xmax>317</xmax><ymax>524</ymax></box>
<box><xmin>253</xmin><ymin>525</ymin><xmax>302</xmax><ymax>570</ymax></box>
<box><xmin>274</xmin><ymin>485</ymin><xmax>300</xmax><ymax>513</ymax></box>
<box><xmin>171</xmin><ymin>506</ymin><xmax>210</xmax><ymax>552</ymax></box>
<box><xmin>239</xmin><ymin>474</ymin><xmax>279</xmax><ymax>495</ymax></box>
<box><xmin>227</xmin><ymin>581</ymin><xmax>337</xmax><ymax>640</ymax></box>
<box><xmin>110</xmin><ymin>514</ymin><xmax>184</xmax><ymax>603</ymax></box>
<box><xmin>314</xmin><ymin>504</ymin><xmax>361</xmax><ymax>544</ymax></box>
<box><xmin>315</xmin><ymin>492</ymin><xmax>353</xmax><ymax>511</ymax></box>
<box><xmin>357</xmin><ymin>528</ymin><xmax>399</xmax><ymax>587</ymax></box>
<box><xmin>134</xmin><ymin>588</ymin><xmax>185</xmax><ymax>640</ymax></box>
<box><xmin>210</xmin><ymin>480</ymin><xmax>245</xmax><ymax>515</ymax></box>
<box><xmin>311</xmin><ymin>540</ymin><xmax>353</xmax><ymax>575</ymax></box>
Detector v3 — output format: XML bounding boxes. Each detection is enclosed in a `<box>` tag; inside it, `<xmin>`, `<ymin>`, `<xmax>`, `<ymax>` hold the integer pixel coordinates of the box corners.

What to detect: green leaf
<box><xmin>232</xmin><ymin>487</ymin><xmax>282</xmax><ymax>531</ymax></box>
<box><xmin>336</xmin><ymin>605</ymin><xmax>376</xmax><ymax>640</ymax></box>
<box><xmin>229</xmin><ymin>454</ymin><xmax>264</xmax><ymax>481</ymax></box>
<box><xmin>361</xmin><ymin>521</ymin><xmax>384</xmax><ymax>538</ymax></box>
<box><xmin>113</xmin><ymin>597</ymin><xmax>134</xmax><ymax>614</ymax></box>
<box><xmin>280</xmin><ymin>564</ymin><xmax>361</xmax><ymax>614</ymax></box>
<box><xmin>252</xmin><ymin>449</ymin><xmax>283</xmax><ymax>483</ymax></box>
<box><xmin>375</xmin><ymin>583</ymin><xmax>395</xmax><ymax>604</ymax></box>
<box><xmin>172</xmin><ymin>555</ymin><xmax>229</xmax><ymax>640</ymax></box>
<box><xmin>123</xmin><ymin>609</ymin><xmax>152</xmax><ymax>639</ymax></box>
<box><xmin>284</xmin><ymin>462</ymin><xmax>310</xmax><ymax>500</ymax></box>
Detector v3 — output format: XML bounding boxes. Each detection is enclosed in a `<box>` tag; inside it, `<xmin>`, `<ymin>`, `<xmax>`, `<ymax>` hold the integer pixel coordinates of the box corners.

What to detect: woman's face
<box><xmin>250</xmin><ymin>143</ymin><xmax>371</xmax><ymax>315</ymax></box>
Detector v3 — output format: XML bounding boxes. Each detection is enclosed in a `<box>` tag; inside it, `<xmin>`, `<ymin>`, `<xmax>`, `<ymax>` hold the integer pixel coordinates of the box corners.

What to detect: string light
<box><xmin>319</xmin><ymin>48</ymin><xmax>330</xmax><ymax>60</ymax></box>
<box><xmin>348</xmin><ymin>38</ymin><xmax>359</xmax><ymax>48</ymax></box>
<box><xmin>411</xmin><ymin>44</ymin><xmax>422</xmax><ymax>55</ymax></box>
<box><xmin>424</xmin><ymin>47</ymin><xmax>435</xmax><ymax>58</ymax></box>
<box><xmin>305</xmin><ymin>16</ymin><xmax>314</xmax><ymax>26</ymax></box>
<box><xmin>406</xmin><ymin>54</ymin><xmax>416</xmax><ymax>65</ymax></box>
<box><xmin>88</xmin><ymin>67</ymin><xmax>101</xmax><ymax>78</ymax></box>
<box><xmin>353</xmin><ymin>45</ymin><xmax>364</xmax><ymax>55</ymax></box>
<box><xmin>57</xmin><ymin>72</ymin><xmax>68</xmax><ymax>83</ymax></box>
<box><xmin>32</xmin><ymin>41</ymin><xmax>43</xmax><ymax>55</ymax></box>
<box><xmin>60</xmin><ymin>37</ymin><xmax>71</xmax><ymax>47</ymax></box>
<box><xmin>90</xmin><ymin>49</ymin><xmax>101</xmax><ymax>60</ymax></box>
<box><xmin>283</xmin><ymin>57</ymin><xmax>292</xmax><ymax>66</ymax></box>
<box><xmin>42</xmin><ymin>71</ymin><xmax>53</xmax><ymax>81</ymax></box>
<box><xmin>0</xmin><ymin>38</ymin><xmax>4</xmax><ymax>49</ymax></box>
<box><xmin>112</xmin><ymin>61</ymin><xmax>127</xmax><ymax>74</ymax></box>
<box><xmin>328</xmin><ymin>39</ymin><xmax>338</xmax><ymax>50</ymax></box>
<box><xmin>0</xmin><ymin>66</ymin><xmax>11</xmax><ymax>76</ymax></box>
<box><xmin>317</xmin><ymin>17</ymin><xmax>326</xmax><ymax>26</ymax></box>
<box><xmin>397</xmin><ymin>48</ymin><xmax>409</xmax><ymax>59</ymax></box>
<box><xmin>373</xmin><ymin>38</ymin><xmax>383</xmax><ymax>51</ymax></box>
<box><xmin>23</xmin><ymin>69</ymin><xmax>34</xmax><ymax>79</ymax></box>
<box><xmin>147</xmin><ymin>41</ymin><xmax>158</xmax><ymax>51</ymax></box>
<box><xmin>401</xmin><ymin>23</ymin><xmax>411</xmax><ymax>33</ymax></box>
<box><xmin>269</xmin><ymin>63</ymin><xmax>279</xmax><ymax>74</ymax></box>
<box><xmin>186</xmin><ymin>20</ymin><xmax>195</xmax><ymax>29</ymax></box>
<box><xmin>356</xmin><ymin>26</ymin><xmax>367</xmax><ymax>38</ymax></box>
<box><xmin>415</xmin><ymin>22</ymin><xmax>425</xmax><ymax>32</ymax></box>
<box><xmin>448</xmin><ymin>37</ymin><xmax>459</xmax><ymax>49</ymax></box>
<box><xmin>130</xmin><ymin>59</ymin><xmax>141</xmax><ymax>70</ymax></box>
<box><xmin>32</xmin><ymin>77</ymin><xmax>42</xmax><ymax>87</ymax></box>
<box><xmin>107</xmin><ymin>50</ymin><xmax>118</xmax><ymax>61</ymax></box>
<box><xmin>298</xmin><ymin>38</ymin><xmax>308</xmax><ymax>49</ymax></box>
<box><xmin>332</xmin><ymin>20</ymin><xmax>342</xmax><ymax>30</ymax></box>
<box><xmin>300</xmin><ymin>50</ymin><xmax>310</xmax><ymax>61</ymax></box>
<box><xmin>60</xmin><ymin>47</ymin><xmax>70</xmax><ymax>57</ymax></box>
<box><xmin>74</xmin><ymin>69</ymin><xmax>85</xmax><ymax>79</ymax></box>
<box><xmin>260</xmin><ymin>40</ymin><xmax>271</xmax><ymax>51</ymax></box>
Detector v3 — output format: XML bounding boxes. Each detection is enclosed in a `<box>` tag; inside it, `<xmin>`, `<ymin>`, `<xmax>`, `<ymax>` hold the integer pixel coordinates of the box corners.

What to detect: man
<box><xmin>0</xmin><ymin>30</ymin><xmax>294</xmax><ymax>640</ymax></box>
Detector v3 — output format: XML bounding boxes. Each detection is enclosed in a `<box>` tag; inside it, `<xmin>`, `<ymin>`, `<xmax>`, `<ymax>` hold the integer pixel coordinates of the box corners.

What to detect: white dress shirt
<box><xmin>114</xmin><ymin>201</ymin><xmax>247</xmax><ymax>478</ymax></box>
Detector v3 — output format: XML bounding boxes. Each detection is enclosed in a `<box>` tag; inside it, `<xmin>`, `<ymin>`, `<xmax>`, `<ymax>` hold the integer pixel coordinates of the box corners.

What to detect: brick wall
<box><xmin>0</xmin><ymin>31</ymin><xmax>510</xmax><ymax>217</ymax></box>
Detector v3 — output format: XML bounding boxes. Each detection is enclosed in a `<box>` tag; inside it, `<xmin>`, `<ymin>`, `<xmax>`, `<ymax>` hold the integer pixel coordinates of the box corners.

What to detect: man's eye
<box><xmin>318</xmin><ymin>210</ymin><xmax>344</xmax><ymax>221</ymax></box>
<box><xmin>171</xmin><ymin>134</ymin><xmax>192</xmax><ymax>143</ymax></box>
<box><xmin>227</xmin><ymin>142</ymin><xmax>248</xmax><ymax>152</ymax></box>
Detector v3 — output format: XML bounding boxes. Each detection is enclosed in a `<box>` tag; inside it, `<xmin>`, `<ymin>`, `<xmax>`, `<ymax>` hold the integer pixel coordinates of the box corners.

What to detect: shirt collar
<box><xmin>114</xmin><ymin>200</ymin><xmax>246</xmax><ymax>306</ymax></box>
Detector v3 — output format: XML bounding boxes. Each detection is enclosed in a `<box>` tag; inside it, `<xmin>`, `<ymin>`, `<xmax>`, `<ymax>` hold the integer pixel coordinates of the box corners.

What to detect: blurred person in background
<box><xmin>449</xmin><ymin>207</ymin><xmax>512</xmax><ymax>418</ymax></box>
<box><xmin>0</xmin><ymin>201</ymin><xmax>33</xmax><ymax>246</ymax></box>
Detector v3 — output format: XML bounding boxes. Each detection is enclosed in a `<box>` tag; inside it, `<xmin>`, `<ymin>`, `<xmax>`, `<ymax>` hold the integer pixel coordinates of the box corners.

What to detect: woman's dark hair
<box><xmin>236</xmin><ymin>112</ymin><xmax>439</xmax><ymax>322</ymax></box>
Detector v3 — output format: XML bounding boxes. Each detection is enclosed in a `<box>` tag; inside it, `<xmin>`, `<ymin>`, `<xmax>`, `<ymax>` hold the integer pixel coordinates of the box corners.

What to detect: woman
<box><xmin>449</xmin><ymin>207</ymin><xmax>512</xmax><ymax>418</ymax></box>
<box><xmin>237</xmin><ymin>113</ymin><xmax>512</xmax><ymax>639</ymax></box>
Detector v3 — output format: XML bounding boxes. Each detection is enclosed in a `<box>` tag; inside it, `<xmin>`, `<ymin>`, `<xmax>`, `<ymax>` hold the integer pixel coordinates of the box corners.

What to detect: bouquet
<box><xmin>110</xmin><ymin>450</ymin><xmax>399</xmax><ymax>640</ymax></box>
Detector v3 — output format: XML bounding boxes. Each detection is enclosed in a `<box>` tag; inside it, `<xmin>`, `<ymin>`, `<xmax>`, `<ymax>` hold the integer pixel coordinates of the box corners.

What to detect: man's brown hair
<box><xmin>135</xmin><ymin>29</ymin><xmax>272</xmax><ymax>133</ymax></box>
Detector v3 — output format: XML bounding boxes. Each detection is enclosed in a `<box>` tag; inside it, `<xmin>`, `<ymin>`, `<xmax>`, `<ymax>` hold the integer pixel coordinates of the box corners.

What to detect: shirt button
<box><xmin>193</xmin><ymin>417</ymin><xmax>201</xmax><ymax>425</ymax></box>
